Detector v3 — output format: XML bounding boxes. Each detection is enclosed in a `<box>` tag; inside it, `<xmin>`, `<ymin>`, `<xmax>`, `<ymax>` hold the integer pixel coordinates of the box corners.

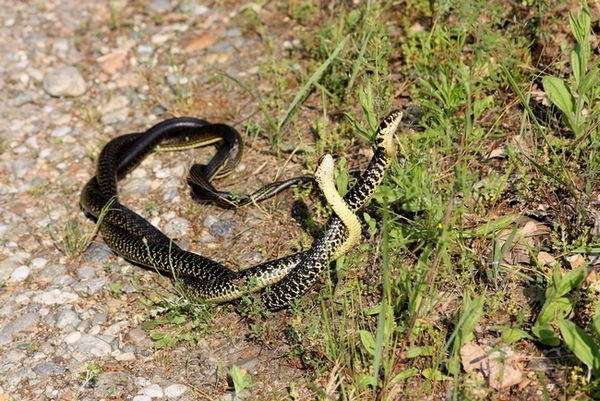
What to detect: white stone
<box><xmin>32</xmin><ymin>289</ymin><xmax>79</xmax><ymax>305</ymax></box>
<box><xmin>115</xmin><ymin>352</ymin><xmax>136</xmax><ymax>362</ymax></box>
<box><xmin>140</xmin><ymin>384</ymin><xmax>164</xmax><ymax>397</ymax></box>
<box><xmin>104</xmin><ymin>321</ymin><xmax>130</xmax><ymax>336</ymax></box>
<box><xmin>164</xmin><ymin>383</ymin><xmax>188</xmax><ymax>398</ymax></box>
<box><xmin>64</xmin><ymin>331</ymin><xmax>82</xmax><ymax>344</ymax></box>
<box><xmin>30</xmin><ymin>258</ymin><xmax>48</xmax><ymax>270</ymax></box>
<box><xmin>76</xmin><ymin>334</ymin><xmax>112</xmax><ymax>357</ymax></box>
<box><xmin>43</xmin><ymin>66</ymin><xmax>87</xmax><ymax>97</ymax></box>
<box><xmin>50</xmin><ymin>126</ymin><xmax>72</xmax><ymax>137</ymax></box>
<box><xmin>10</xmin><ymin>265</ymin><xmax>30</xmax><ymax>281</ymax></box>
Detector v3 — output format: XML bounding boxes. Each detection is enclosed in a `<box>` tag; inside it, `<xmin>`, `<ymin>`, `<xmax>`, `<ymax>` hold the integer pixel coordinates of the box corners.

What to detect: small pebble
<box><xmin>43</xmin><ymin>66</ymin><xmax>87</xmax><ymax>97</ymax></box>
<box><xmin>85</xmin><ymin>277</ymin><xmax>109</xmax><ymax>294</ymax></box>
<box><xmin>29</xmin><ymin>258</ymin><xmax>48</xmax><ymax>270</ymax></box>
<box><xmin>4</xmin><ymin>366</ymin><xmax>34</xmax><ymax>390</ymax></box>
<box><xmin>32</xmin><ymin>289</ymin><xmax>79</xmax><ymax>305</ymax></box>
<box><xmin>125</xmin><ymin>327</ymin><xmax>147</xmax><ymax>346</ymax></box>
<box><xmin>0</xmin><ymin>257</ymin><xmax>27</xmax><ymax>281</ymax></box>
<box><xmin>140</xmin><ymin>383</ymin><xmax>164</xmax><ymax>397</ymax></box>
<box><xmin>54</xmin><ymin>309</ymin><xmax>80</xmax><ymax>329</ymax></box>
<box><xmin>148</xmin><ymin>0</ymin><xmax>172</xmax><ymax>13</ymax></box>
<box><xmin>163</xmin><ymin>217</ymin><xmax>190</xmax><ymax>238</ymax></box>
<box><xmin>101</xmin><ymin>109</ymin><xmax>130</xmax><ymax>125</ymax></box>
<box><xmin>38</xmin><ymin>264</ymin><xmax>67</xmax><ymax>282</ymax></box>
<box><xmin>14</xmin><ymin>92</ymin><xmax>34</xmax><ymax>107</ymax></box>
<box><xmin>101</xmin><ymin>95</ymin><xmax>129</xmax><ymax>114</ymax></box>
<box><xmin>122</xmin><ymin>344</ymin><xmax>136</xmax><ymax>353</ymax></box>
<box><xmin>104</xmin><ymin>321</ymin><xmax>130</xmax><ymax>336</ymax></box>
<box><xmin>10</xmin><ymin>265</ymin><xmax>30</xmax><ymax>281</ymax></box>
<box><xmin>91</xmin><ymin>313</ymin><xmax>107</xmax><ymax>326</ymax></box>
<box><xmin>155</xmin><ymin>168</ymin><xmax>170</xmax><ymax>178</ymax></box>
<box><xmin>11</xmin><ymin>158</ymin><xmax>34</xmax><ymax>179</ymax></box>
<box><xmin>52</xmin><ymin>274</ymin><xmax>75</xmax><ymax>287</ymax></box>
<box><xmin>0</xmin><ymin>313</ymin><xmax>39</xmax><ymax>347</ymax></box>
<box><xmin>76</xmin><ymin>334</ymin><xmax>112</xmax><ymax>357</ymax></box>
<box><xmin>33</xmin><ymin>361</ymin><xmax>67</xmax><ymax>376</ymax></box>
<box><xmin>64</xmin><ymin>331</ymin><xmax>82</xmax><ymax>345</ymax></box>
<box><xmin>5</xmin><ymin>349</ymin><xmax>26</xmax><ymax>363</ymax></box>
<box><xmin>50</xmin><ymin>126</ymin><xmax>72</xmax><ymax>137</ymax></box>
<box><xmin>164</xmin><ymin>383</ymin><xmax>188</xmax><ymax>397</ymax></box>
<box><xmin>235</xmin><ymin>162</ymin><xmax>246</xmax><ymax>173</ymax></box>
<box><xmin>162</xmin><ymin>188</ymin><xmax>178</xmax><ymax>201</ymax></box>
<box><xmin>209</xmin><ymin>221</ymin><xmax>237</xmax><ymax>238</ymax></box>
<box><xmin>237</xmin><ymin>252</ymin><xmax>263</xmax><ymax>266</ymax></box>
<box><xmin>137</xmin><ymin>44</ymin><xmax>153</xmax><ymax>57</ymax></box>
<box><xmin>203</xmin><ymin>215</ymin><xmax>218</xmax><ymax>228</ymax></box>
<box><xmin>115</xmin><ymin>351</ymin><xmax>136</xmax><ymax>361</ymax></box>
<box><xmin>77</xmin><ymin>265</ymin><xmax>96</xmax><ymax>280</ymax></box>
<box><xmin>83</xmin><ymin>243</ymin><xmax>114</xmax><ymax>264</ymax></box>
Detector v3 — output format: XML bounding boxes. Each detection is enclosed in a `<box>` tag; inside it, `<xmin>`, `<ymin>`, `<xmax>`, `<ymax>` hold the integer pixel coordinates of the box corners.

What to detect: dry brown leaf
<box><xmin>184</xmin><ymin>33</ymin><xmax>216</xmax><ymax>52</ymax></box>
<box><xmin>487</xmin><ymin>146</ymin><xmax>506</xmax><ymax>159</ymax></box>
<box><xmin>530</xmin><ymin>89</ymin><xmax>550</xmax><ymax>107</ymax></box>
<box><xmin>566</xmin><ymin>254</ymin><xmax>586</xmax><ymax>269</ymax></box>
<box><xmin>97</xmin><ymin>50</ymin><xmax>128</xmax><ymax>75</ymax></box>
<box><xmin>496</xmin><ymin>219</ymin><xmax>551</xmax><ymax>266</ymax></box>
<box><xmin>586</xmin><ymin>269</ymin><xmax>597</xmax><ymax>284</ymax></box>
<box><xmin>460</xmin><ymin>342</ymin><xmax>523</xmax><ymax>390</ymax></box>
<box><xmin>461</xmin><ymin>342</ymin><xmax>487</xmax><ymax>373</ymax></box>
<box><xmin>537</xmin><ymin>251</ymin><xmax>557</xmax><ymax>267</ymax></box>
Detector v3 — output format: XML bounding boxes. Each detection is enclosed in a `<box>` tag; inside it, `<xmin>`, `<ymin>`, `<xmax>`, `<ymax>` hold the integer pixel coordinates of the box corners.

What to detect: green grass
<box><xmin>116</xmin><ymin>0</ymin><xmax>600</xmax><ymax>398</ymax></box>
<box><xmin>61</xmin><ymin>196</ymin><xmax>115</xmax><ymax>257</ymax></box>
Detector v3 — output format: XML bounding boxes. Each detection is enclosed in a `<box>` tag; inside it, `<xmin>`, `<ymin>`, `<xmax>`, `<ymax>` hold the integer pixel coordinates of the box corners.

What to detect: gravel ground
<box><xmin>0</xmin><ymin>1</ymin><xmax>317</xmax><ymax>399</ymax></box>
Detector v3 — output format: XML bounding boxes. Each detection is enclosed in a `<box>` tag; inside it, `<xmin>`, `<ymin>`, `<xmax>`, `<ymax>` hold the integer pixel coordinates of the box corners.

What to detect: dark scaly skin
<box><xmin>80</xmin><ymin>111</ymin><xmax>401</xmax><ymax>309</ymax></box>
<box><xmin>81</xmin><ymin>118</ymin><xmax>311</xmax><ymax>303</ymax></box>
<box><xmin>261</xmin><ymin>110</ymin><xmax>401</xmax><ymax>309</ymax></box>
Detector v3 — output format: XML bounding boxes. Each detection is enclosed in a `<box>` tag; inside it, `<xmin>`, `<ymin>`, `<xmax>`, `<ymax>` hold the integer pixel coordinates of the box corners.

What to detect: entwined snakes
<box><xmin>80</xmin><ymin>111</ymin><xmax>402</xmax><ymax>309</ymax></box>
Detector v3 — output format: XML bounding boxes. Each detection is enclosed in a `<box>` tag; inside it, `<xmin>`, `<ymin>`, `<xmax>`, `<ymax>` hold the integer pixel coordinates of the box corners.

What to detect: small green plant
<box><xmin>140</xmin><ymin>293</ymin><xmax>213</xmax><ymax>350</ymax></box>
<box><xmin>108</xmin><ymin>0</ymin><xmax>121</xmax><ymax>31</ymax></box>
<box><xmin>228</xmin><ymin>364</ymin><xmax>254</xmax><ymax>396</ymax></box>
<box><xmin>72</xmin><ymin>362</ymin><xmax>101</xmax><ymax>398</ymax></box>
<box><xmin>77</xmin><ymin>100</ymin><xmax>102</xmax><ymax>128</ymax></box>
<box><xmin>444</xmin><ymin>293</ymin><xmax>485</xmax><ymax>397</ymax></box>
<box><xmin>559</xmin><ymin>301</ymin><xmax>600</xmax><ymax>382</ymax></box>
<box><xmin>146</xmin><ymin>202</ymin><xmax>158</xmax><ymax>214</ymax></box>
<box><xmin>27</xmin><ymin>180</ymin><xmax>48</xmax><ymax>197</ymax></box>
<box><xmin>498</xmin><ymin>263</ymin><xmax>591</xmax><ymax>348</ymax></box>
<box><xmin>136</xmin><ymin>236</ymin><xmax>215</xmax><ymax>350</ymax></box>
<box><xmin>0</xmin><ymin>139</ymin><xmax>9</xmax><ymax>154</ymax></box>
<box><xmin>107</xmin><ymin>281</ymin><xmax>123</xmax><ymax>299</ymax></box>
<box><xmin>531</xmin><ymin>264</ymin><xmax>591</xmax><ymax>346</ymax></box>
<box><xmin>235</xmin><ymin>291</ymin><xmax>271</xmax><ymax>343</ymax></box>
<box><xmin>542</xmin><ymin>1</ymin><xmax>600</xmax><ymax>144</ymax></box>
<box><xmin>61</xmin><ymin>212</ymin><xmax>94</xmax><ymax>257</ymax></box>
<box><xmin>62</xmin><ymin>196</ymin><xmax>116</xmax><ymax>257</ymax></box>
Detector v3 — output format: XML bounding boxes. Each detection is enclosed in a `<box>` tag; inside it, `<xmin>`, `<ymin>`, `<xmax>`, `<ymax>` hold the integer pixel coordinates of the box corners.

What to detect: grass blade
<box><xmin>558</xmin><ymin>319</ymin><xmax>600</xmax><ymax>378</ymax></box>
<box><xmin>278</xmin><ymin>34</ymin><xmax>350</xmax><ymax>132</ymax></box>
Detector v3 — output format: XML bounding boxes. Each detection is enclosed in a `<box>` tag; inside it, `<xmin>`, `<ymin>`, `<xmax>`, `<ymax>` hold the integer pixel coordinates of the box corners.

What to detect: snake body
<box><xmin>80</xmin><ymin>111</ymin><xmax>401</xmax><ymax>309</ymax></box>
<box><xmin>259</xmin><ymin>111</ymin><xmax>401</xmax><ymax>308</ymax></box>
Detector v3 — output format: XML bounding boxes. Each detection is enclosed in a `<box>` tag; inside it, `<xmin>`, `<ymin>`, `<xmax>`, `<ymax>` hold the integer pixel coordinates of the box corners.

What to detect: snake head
<box><xmin>377</xmin><ymin>110</ymin><xmax>402</xmax><ymax>158</ymax></box>
<box><xmin>315</xmin><ymin>154</ymin><xmax>334</xmax><ymax>179</ymax></box>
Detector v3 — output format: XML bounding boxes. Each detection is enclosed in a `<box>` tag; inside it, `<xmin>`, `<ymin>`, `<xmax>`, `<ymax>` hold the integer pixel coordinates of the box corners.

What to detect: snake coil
<box><xmin>80</xmin><ymin>111</ymin><xmax>401</xmax><ymax>309</ymax></box>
